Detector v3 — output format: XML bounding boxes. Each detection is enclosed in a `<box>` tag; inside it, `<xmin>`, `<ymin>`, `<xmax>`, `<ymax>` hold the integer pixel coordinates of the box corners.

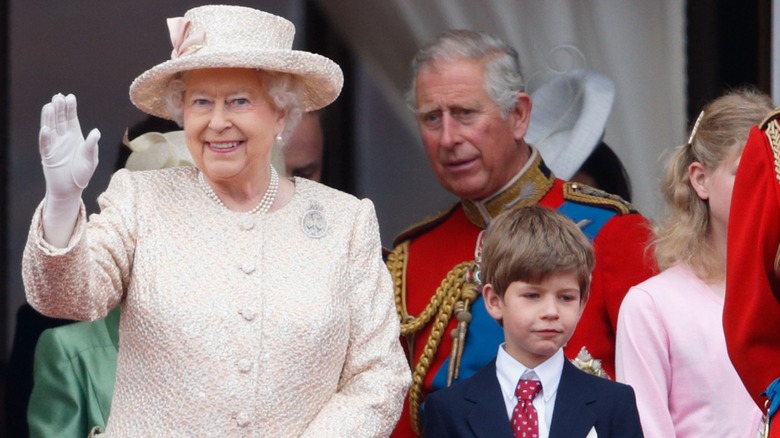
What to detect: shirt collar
<box><xmin>496</xmin><ymin>345</ymin><xmax>564</xmax><ymax>403</ymax></box>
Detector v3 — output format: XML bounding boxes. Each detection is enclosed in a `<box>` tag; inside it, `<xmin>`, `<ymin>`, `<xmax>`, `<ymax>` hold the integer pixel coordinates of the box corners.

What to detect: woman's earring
<box><xmin>275</xmin><ymin>133</ymin><xmax>283</xmax><ymax>145</ymax></box>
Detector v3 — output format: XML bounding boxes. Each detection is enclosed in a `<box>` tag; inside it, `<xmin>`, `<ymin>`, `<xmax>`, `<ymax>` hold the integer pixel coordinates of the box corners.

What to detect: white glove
<box><xmin>39</xmin><ymin>93</ymin><xmax>100</xmax><ymax>247</ymax></box>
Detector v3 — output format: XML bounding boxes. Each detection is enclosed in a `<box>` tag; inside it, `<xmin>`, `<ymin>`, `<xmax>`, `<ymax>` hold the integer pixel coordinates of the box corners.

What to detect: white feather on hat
<box><xmin>129</xmin><ymin>5</ymin><xmax>344</xmax><ymax>120</ymax></box>
<box><xmin>525</xmin><ymin>69</ymin><xmax>615</xmax><ymax>180</ymax></box>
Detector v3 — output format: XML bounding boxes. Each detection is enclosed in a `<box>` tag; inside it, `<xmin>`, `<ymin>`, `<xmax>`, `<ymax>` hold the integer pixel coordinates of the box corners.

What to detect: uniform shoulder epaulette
<box><xmin>759</xmin><ymin>108</ymin><xmax>780</xmax><ymax>130</ymax></box>
<box><xmin>392</xmin><ymin>203</ymin><xmax>459</xmax><ymax>247</ymax></box>
<box><xmin>758</xmin><ymin>108</ymin><xmax>780</xmax><ymax>187</ymax></box>
<box><xmin>562</xmin><ymin>182</ymin><xmax>638</xmax><ymax>215</ymax></box>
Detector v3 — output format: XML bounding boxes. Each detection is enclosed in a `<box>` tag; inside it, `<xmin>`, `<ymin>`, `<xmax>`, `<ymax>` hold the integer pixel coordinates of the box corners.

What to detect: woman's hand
<box><xmin>39</xmin><ymin>93</ymin><xmax>100</xmax><ymax>247</ymax></box>
<box><xmin>40</xmin><ymin>93</ymin><xmax>100</xmax><ymax>199</ymax></box>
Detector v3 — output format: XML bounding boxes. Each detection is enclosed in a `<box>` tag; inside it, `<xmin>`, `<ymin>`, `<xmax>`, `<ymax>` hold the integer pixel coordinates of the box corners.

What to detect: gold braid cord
<box><xmin>388</xmin><ymin>243</ymin><xmax>471</xmax><ymax>336</ymax></box>
<box><xmin>764</xmin><ymin>120</ymin><xmax>780</xmax><ymax>277</ymax></box>
<box><xmin>387</xmin><ymin>243</ymin><xmax>474</xmax><ymax>436</ymax></box>
<box><xmin>766</xmin><ymin>120</ymin><xmax>780</xmax><ymax>184</ymax></box>
<box><xmin>562</xmin><ymin>182</ymin><xmax>636</xmax><ymax>215</ymax></box>
<box><xmin>387</xmin><ymin>242</ymin><xmax>413</xmax><ymax>331</ymax></box>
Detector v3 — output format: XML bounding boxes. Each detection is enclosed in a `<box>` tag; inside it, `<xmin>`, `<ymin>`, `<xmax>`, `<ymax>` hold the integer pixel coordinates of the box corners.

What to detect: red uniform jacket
<box><xmin>725</xmin><ymin>114</ymin><xmax>780</xmax><ymax>436</ymax></box>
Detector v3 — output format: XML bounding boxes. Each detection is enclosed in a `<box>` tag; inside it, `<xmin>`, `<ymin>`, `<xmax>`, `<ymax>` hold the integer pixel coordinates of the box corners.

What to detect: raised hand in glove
<box><xmin>39</xmin><ymin>93</ymin><xmax>100</xmax><ymax>247</ymax></box>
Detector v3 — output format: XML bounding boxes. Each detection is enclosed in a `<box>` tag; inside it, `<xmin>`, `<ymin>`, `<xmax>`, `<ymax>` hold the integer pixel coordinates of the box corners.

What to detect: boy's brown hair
<box><xmin>481</xmin><ymin>205</ymin><xmax>595</xmax><ymax>300</ymax></box>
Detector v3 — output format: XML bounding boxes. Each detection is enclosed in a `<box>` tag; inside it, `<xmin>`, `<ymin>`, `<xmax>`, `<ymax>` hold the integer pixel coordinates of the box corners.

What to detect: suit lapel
<box><xmin>464</xmin><ymin>360</ymin><xmax>515</xmax><ymax>438</ymax></box>
<box><xmin>549</xmin><ymin>360</ymin><xmax>598</xmax><ymax>438</ymax></box>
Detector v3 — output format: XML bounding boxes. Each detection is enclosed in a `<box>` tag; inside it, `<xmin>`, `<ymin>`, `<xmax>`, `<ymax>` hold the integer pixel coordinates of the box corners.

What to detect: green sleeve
<box><xmin>28</xmin><ymin>327</ymin><xmax>91</xmax><ymax>438</ymax></box>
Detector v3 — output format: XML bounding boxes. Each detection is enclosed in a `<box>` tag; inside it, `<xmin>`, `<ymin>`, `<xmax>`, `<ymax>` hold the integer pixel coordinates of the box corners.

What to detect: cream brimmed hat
<box><xmin>525</xmin><ymin>69</ymin><xmax>615</xmax><ymax>180</ymax></box>
<box><xmin>129</xmin><ymin>5</ymin><xmax>343</xmax><ymax>120</ymax></box>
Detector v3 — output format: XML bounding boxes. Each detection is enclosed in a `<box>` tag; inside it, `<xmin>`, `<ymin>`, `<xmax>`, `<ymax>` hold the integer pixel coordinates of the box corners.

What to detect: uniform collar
<box><xmin>462</xmin><ymin>147</ymin><xmax>556</xmax><ymax>228</ymax></box>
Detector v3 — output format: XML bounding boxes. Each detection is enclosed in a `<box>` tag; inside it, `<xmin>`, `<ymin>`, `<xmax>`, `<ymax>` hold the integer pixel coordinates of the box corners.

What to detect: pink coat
<box><xmin>616</xmin><ymin>264</ymin><xmax>762</xmax><ymax>437</ymax></box>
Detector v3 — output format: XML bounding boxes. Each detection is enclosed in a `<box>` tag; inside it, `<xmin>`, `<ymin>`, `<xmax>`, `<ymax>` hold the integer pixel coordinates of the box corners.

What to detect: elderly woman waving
<box><xmin>23</xmin><ymin>5</ymin><xmax>410</xmax><ymax>437</ymax></box>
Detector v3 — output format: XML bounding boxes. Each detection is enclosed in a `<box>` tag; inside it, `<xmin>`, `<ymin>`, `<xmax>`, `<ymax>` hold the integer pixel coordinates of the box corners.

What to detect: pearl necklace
<box><xmin>198</xmin><ymin>166</ymin><xmax>279</xmax><ymax>214</ymax></box>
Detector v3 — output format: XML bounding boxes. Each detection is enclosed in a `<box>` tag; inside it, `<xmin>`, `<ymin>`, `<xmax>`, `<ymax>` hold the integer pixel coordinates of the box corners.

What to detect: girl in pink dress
<box><xmin>615</xmin><ymin>88</ymin><xmax>771</xmax><ymax>437</ymax></box>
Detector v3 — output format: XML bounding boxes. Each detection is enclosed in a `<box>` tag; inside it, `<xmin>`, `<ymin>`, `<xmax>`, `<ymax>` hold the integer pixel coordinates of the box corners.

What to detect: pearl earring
<box><xmin>275</xmin><ymin>133</ymin><xmax>283</xmax><ymax>144</ymax></box>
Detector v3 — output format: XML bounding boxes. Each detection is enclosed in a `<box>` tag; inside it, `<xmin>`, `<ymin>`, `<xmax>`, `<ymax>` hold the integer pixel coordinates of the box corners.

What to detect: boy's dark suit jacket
<box><xmin>422</xmin><ymin>358</ymin><xmax>643</xmax><ymax>438</ymax></box>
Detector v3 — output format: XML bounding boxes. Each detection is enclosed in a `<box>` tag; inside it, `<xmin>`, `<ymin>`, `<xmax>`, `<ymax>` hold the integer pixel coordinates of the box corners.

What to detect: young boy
<box><xmin>422</xmin><ymin>206</ymin><xmax>643</xmax><ymax>437</ymax></box>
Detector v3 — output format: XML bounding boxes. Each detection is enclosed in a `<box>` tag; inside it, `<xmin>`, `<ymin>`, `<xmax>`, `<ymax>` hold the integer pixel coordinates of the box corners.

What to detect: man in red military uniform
<box><xmin>387</xmin><ymin>30</ymin><xmax>656</xmax><ymax>436</ymax></box>
<box><xmin>724</xmin><ymin>110</ymin><xmax>780</xmax><ymax>437</ymax></box>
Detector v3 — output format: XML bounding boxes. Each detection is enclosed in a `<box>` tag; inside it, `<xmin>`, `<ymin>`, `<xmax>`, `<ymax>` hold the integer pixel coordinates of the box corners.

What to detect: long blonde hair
<box><xmin>653</xmin><ymin>88</ymin><xmax>773</xmax><ymax>281</ymax></box>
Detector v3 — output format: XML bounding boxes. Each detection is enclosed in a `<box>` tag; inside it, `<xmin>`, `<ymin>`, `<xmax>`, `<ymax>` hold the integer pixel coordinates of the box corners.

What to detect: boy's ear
<box><xmin>482</xmin><ymin>284</ymin><xmax>504</xmax><ymax>321</ymax></box>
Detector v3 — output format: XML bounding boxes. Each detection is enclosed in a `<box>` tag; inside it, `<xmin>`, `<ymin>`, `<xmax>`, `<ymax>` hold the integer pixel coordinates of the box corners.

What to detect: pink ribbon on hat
<box><xmin>167</xmin><ymin>17</ymin><xmax>205</xmax><ymax>59</ymax></box>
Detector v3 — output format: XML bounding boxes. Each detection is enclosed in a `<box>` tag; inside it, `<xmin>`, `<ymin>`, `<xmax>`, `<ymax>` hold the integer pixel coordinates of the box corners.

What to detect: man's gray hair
<box><xmin>406</xmin><ymin>30</ymin><xmax>525</xmax><ymax>117</ymax></box>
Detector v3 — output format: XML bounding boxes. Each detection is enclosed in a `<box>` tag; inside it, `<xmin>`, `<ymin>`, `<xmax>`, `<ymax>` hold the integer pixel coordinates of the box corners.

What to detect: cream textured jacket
<box><xmin>23</xmin><ymin>167</ymin><xmax>411</xmax><ymax>437</ymax></box>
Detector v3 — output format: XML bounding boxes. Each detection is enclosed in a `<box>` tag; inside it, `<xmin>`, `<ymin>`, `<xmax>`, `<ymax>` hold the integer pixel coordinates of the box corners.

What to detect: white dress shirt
<box><xmin>495</xmin><ymin>345</ymin><xmax>564</xmax><ymax>438</ymax></box>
